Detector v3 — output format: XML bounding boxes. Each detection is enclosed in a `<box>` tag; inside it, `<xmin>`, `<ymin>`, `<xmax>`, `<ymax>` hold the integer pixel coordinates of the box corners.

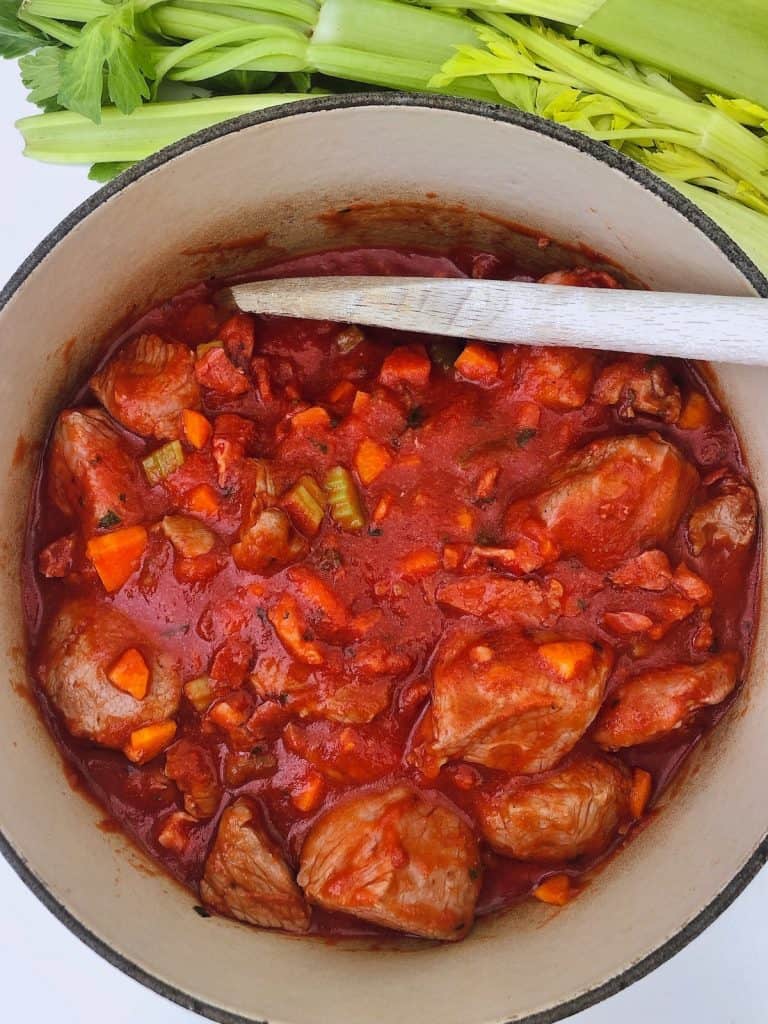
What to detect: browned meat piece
<box><xmin>232</xmin><ymin>508</ymin><xmax>307</xmax><ymax>574</ymax></box>
<box><xmin>688</xmin><ymin>473</ymin><xmax>758</xmax><ymax>555</ymax></box>
<box><xmin>593</xmin><ymin>358</ymin><xmax>682</xmax><ymax>423</ymax></box>
<box><xmin>164</xmin><ymin>739</ymin><xmax>221</xmax><ymax>819</ymax></box>
<box><xmin>428</xmin><ymin>631</ymin><xmax>613</xmax><ymax>773</ymax></box>
<box><xmin>200</xmin><ymin>799</ymin><xmax>310</xmax><ymax>932</ymax></box>
<box><xmin>91</xmin><ymin>334</ymin><xmax>200</xmax><ymax>440</ymax></box>
<box><xmin>504</xmin><ymin>434</ymin><xmax>699</xmax><ymax>571</ymax></box>
<box><xmin>38</xmin><ymin>534</ymin><xmax>77</xmax><ymax>578</ymax></box>
<box><xmin>49</xmin><ymin>408</ymin><xmax>147</xmax><ymax>535</ymax></box>
<box><xmin>609</xmin><ymin>549</ymin><xmax>673</xmax><ymax>591</ymax></box>
<box><xmin>516</xmin><ymin>347</ymin><xmax>596</xmax><ymax>411</ymax></box>
<box><xmin>593</xmin><ymin>652</ymin><xmax>741</xmax><ymax>749</ymax></box>
<box><xmin>298</xmin><ymin>785</ymin><xmax>480</xmax><ymax>940</ymax></box>
<box><xmin>477</xmin><ymin>756</ymin><xmax>632</xmax><ymax>862</ymax></box>
<box><xmin>39</xmin><ymin>598</ymin><xmax>181</xmax><ymax>749</ymax></box>
<box><xmin>195</xmin><ymin>346</ymin><xmax>249</xmax><ymax>397</ymax></box>
<box><xmin>538</xmin><ymin>268</ymin><xmax>621</xmax><ymax>288</ymax></box>
<box><xmin>435</xmin><ymin>574</ymin><xmax>564</xmax><ymax>627</ymax></box>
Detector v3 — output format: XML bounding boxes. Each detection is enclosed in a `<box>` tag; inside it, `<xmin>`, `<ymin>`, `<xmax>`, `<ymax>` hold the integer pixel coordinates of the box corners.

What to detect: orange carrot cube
<box><xmin>630</xmin><ymin>768</ymin><xmax>653</xmax><ymax>819</ymax></box>
<box><xmin>328</xmin><ymin>380</ymin><xmax>356</xmax><ymax>404</ymax></box>
<box><xmin>181</xmin><ymin>409</ymin><xmax>212</xmax><ymax>450</ymax></box>
<box><xmin>455</xmin><ymin>343</ymin><xmax>500</xmax><ymax>384</ymax></box>
<box><xmin>291</xmin><ymin>406</ymin><xmax>331</xmax><ymax>430</ymax></box>
<box><xmin>534</xmin><ymin>874</ymin><xmax>572</xmax><ymax>906</ymax></box>
<box><xmin>379</xmin><ymin>345</ymin><xmax>431</xmax><ymax>388</ymax></box>
<box><xmin>355</xmin><ymin>438</ymin><xmax>392</xmax><ymax>485</ymax></box>
<box><xmin>678</xmin><ymin>392</ymin><xmax>712</xmax><ymax>430</ymax></box>
<box><xmin>352</xmin><ymin>390</ymin><xmax>372</xmax><ymax>415</ymax></box>
<box><xmin>292</xmin><ymin>771</ymin><xmax>325</xmax><ymax>813</ymax></box>
<box><xmin>401</xmin><ymin>548</ymin><xmax>440</xmax><ymax>578</ymax></box>
<box><xmin>86</xmin><ymin>525</ymin><xmax>148</xmax><ymax>592</ymax></box>
<box><xmin>124</xmin><ymin>720</ymin><xmax>177</xmax><ymax>765</ymax></box>
<box><xmin>108</xmin><ymin>647</ymin><xmax>150</xmax><ymax>701</ymax></box>
<box><xmin>187</xmin><ymin>484</ymin><xmax>220</xmax><ymax>516</ymax></box>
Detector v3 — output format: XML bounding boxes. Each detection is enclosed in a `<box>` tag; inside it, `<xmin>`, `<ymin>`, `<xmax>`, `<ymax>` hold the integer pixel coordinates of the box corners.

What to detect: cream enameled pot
<box><xmin>0</xmin><ymin>96</ymin><xmax>766</xmax><ymax>1024</ymax></box>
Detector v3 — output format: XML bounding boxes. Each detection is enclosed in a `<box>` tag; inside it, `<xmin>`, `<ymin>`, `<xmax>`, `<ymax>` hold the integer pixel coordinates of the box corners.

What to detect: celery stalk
<box><xmin>16</xmin><ymin>94</ymin><xmax>316</xmax><ymax>162</ymax></box>
<box><xmin>579</xmin><ymin>0</ymin><xmax>768</xmax><ymax>108</ymax></box>
<box><xmin>408</xmin><ymin>0</ymin><xmax>600</xmax><ymax>20</ymax></box>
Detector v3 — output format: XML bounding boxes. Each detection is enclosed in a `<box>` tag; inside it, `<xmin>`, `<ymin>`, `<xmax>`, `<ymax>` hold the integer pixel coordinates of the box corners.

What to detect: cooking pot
<box><xmin>1</xmin><ymin>95</ymin><xmax>765</xmax><ymax>1024</ymax></box>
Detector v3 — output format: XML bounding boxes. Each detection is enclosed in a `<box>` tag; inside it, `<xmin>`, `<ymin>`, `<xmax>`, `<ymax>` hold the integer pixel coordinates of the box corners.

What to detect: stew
<box><xmin>23</xmin><ymin>245</ymin><xmax>760</xmax><ymax>942</ymax></box>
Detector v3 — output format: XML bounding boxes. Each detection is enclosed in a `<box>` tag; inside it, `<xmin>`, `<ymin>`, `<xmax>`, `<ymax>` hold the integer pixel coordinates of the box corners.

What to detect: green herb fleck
<box><xmin>516</xmin><ymin>428</ymin><xmax>537</xmax><ymax>447</ymax></box>
<box><xmin>97</xmin><ymin>509</ymin><xmax>121</xmax><ymax>530</ymax></box>
<box><xmin>193</xmin><ymin>905</ymin><xmax>211</xmax><ymax>918</ymax></box>
<box><xmin>406</xmin><ymin>406</ymin><xmax>426</xmax><ymax>429</ymax></box>
<box><xmin>368</xmin><ymin>526</ymin><xmax>383</xmax><ymax>537</ymax></box>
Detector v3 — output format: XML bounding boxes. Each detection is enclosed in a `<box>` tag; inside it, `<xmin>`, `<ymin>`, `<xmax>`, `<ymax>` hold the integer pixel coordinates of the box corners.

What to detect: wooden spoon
<box><xmin>227</xmin><ymin>276</ymin><xmax>766</xmax><ymax>365</ymax></box>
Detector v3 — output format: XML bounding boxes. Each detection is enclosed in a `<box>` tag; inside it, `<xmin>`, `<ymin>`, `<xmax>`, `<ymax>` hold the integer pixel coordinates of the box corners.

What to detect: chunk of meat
<box><xmin>427</xmin><ymin>631</ymin><xmax>613</xmax><ymax>773</ymax></box>
<box><xmin>164</xmin><ymin>739</ymin><xmax>221</xmax><ymax>819</ymax></box>
<box><xmin>593</xmin><ymin>652</ymin><xmax>741</xmax><ymax>749</ymax></box>
<box><xmin>688</xmin><ymin>473</ymin><xmax>758</xmax><ymax>555</ymax></box>
<box><xmin>538</xmin><ymin>267</ymin><xmax>620</xmax><ymax>288</ymax></box>
<box><xmin>516</xmin><ymin>346</ymin><xmax>596</xmax><ymax>411</ymax></box>
<box><xmin>609</xmin><ymin>549</ymin><xmax>673</xmax><ymax>591</ymax></box>
<box><xmin>435</xmin><ymin>574</ymin><xmax>564</xmax><ymax>627</ymax></box>
<box><xmin>477</xmin><ymin>756</ymin><xmax>631</xmax><ymax>862</ymax></box>
<box><xmin>232</xmin><ymin>508</ymin><xmax>307</xmax><ymax>574</ymax></box>
<box><xmin>49</xmin><ymin>408</ymin><xmax>147</xmax><ymax>534</ymax></box>
<box><xmin>504</xmin><ymin>435</ymin><xmax>698</xmax><ymax>571</ymax></box>
<box><xmin>219</xmin><ymin>313</ymin><xmax>256</xmax><ymax>367</ymax></box>
<box><xmin>298</xmin><ymin>785</ymin><xmax>480</xmax><ymax>940</ymax></box>
<box><xmin>195</xmin><ymin>347</ymin><xmax>249</xmax><ymax>397</ymax></box>
<box><xmin>593</xmin><ymin>358</ymin><xmax>681</xmax><ymax>423</ymax></box>
<box><xmin>90</xmin><ymin>334</ymin><xmax>200</xmax><ymax>440</ymax></box>
<box><xmin>39</xmin><ymin>599</ymin><xmax>180</xmax><ymax>749</ymax></box>
<box><xmin>200</xmin><ymin>799</ymin><xmax>310</xmax><ymax>932</ymax></box>
<box><xmin>38</xmin><ymin>534</ymin><xmax>77</xmax><ymax>578</ymax></box>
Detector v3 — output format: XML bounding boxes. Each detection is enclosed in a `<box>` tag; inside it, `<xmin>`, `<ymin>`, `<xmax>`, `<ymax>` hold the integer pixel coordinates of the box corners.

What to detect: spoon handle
<box><xmin>228</xmin><ymin>276</ymin><xmax>767</xmax><ymax>365</ymax></box>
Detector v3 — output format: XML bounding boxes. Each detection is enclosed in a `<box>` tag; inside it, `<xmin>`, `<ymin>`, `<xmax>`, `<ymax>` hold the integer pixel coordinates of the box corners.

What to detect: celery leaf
<box><xmin>0</xmin><ymin>0</ymin><xmax>45</xmax><ymax>58</ymax></box>
<box><xmin>20</xmin><ymin>46</ymin><xmax>64</xmax><ymax>107</ymax></box>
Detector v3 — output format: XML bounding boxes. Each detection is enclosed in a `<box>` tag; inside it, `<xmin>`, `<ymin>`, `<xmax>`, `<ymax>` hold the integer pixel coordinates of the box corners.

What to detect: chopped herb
<box><xmin>193</xmin><ymin>905</ymin><xmax>211</xmax><ymax>918</ymax></box>
<box><xmin>469</xmin><ymin>866</ymin><xmax>480</xmax><ymax>880</ymax></box>
<box><xmin>577</xmin><ymin>597</ymin><xmax>589</xmax><ymax>612</ymax></box>
<box><xmin>97</xmin><ymin>509</ymin><xmax>121</xmax><ymax>530</ymax></box>
<box><xmin>251</xmin><ymin>746</ymin><xmax>264</xmax><ymax>755</ymax></box>
<box><xmin>475</xmin><ymin>530</ymin><xmax>496</xmax><ymax>546</ymax></box>
<box><xmin>406</xmin><ymin>406</ymin><xmax>426</xmax><ymax>429</ymax></box>
<box><xmin>428</xmin><ymin>338</ymin><xmax>462</xmax><ymax>369</ymax></box>
<box><xmin>278</xmin><ymin>693</ymin><xmax>290</xmax><ymax>705</ymax></box>
<box><xmin>368</xmin><ymin>526</ymin><xmax>384</xmax><ymax>537</ymax></box>
<box><xmin>313</xmin><ymin>441</ymin><xmax>329</xmax><ymax>454</ymax></box>
<box><xmin>255</xmin><ymin>607</ymin><xmax>268</xmax><ymax>624</ymax></box>
<box><xmin>516</xmin><ymin>428</ymin><xmax>537</xmax><ymax>447</ymax></box>
<box><xmin>118</xmin><ymin>492</ymin><xmax>126</xmax><ymax>504</ymax></box>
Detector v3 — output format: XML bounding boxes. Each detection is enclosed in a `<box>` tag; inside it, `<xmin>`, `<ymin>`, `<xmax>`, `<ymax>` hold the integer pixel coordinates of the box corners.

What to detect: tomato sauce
<box><xmin>22</xmin><ymin>245</ymin><xmax>760</xmax><ymax>940</ymax></box>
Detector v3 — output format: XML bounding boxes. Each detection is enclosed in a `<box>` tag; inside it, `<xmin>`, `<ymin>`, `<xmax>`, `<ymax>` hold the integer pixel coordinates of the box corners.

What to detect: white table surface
<box><xmin>0</xmin><ymin>57</ymin><xmax>765</xmax><ymax>1024</ymax></box>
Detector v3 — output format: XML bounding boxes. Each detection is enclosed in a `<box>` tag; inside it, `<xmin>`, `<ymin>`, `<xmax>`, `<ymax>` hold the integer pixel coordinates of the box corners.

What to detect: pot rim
<box><xmin>1</xmin><ymin>91</ymin><xmax>767</xmax><ymax>1024</ymax></box>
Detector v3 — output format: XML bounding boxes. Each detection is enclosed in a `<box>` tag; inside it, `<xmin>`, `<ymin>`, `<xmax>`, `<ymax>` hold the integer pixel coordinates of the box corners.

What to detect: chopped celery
<box><xmin>324</xmin><ymin>466</ymin><xmax>365</xmax><ymax>532</ymax></box>
<box><xmin>184</xmin><ymin>675</ymin><xmax>215</xmax><ymax>712</ymax></box>
<box><xmin>142</xmin><ymin>440</ymin><xmax>185</xmax><ymax>485</ymax></box>
<box><xmin>283</xmin><ymin>473</ymin><xmax>326</xmax><ymax>535</ymax></box>
<box><xmin>196</xmin><ymin>340</ymin><xmax>224</xmax><ymax>357</ymax></box>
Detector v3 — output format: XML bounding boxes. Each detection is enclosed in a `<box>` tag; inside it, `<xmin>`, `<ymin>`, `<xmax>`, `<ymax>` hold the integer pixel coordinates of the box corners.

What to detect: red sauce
<box><xmin>22</xmin><ymin>245</ymin><xmax>760</xmax><ymax>940</ymax></box>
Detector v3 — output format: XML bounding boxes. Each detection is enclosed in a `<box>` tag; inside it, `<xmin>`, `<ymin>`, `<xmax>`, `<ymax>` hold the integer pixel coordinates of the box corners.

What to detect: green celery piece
<box><xmin>143</xmin><ymin>440</ymin><xmax>185</xmax><ymax>485</ymax></box>
<box><xmin>579</xmin><ymin>0</ymin><xmax>768</xmax><ymax>108</ymax></box>
<box><xmin>88</xmin><ymin>160</ymin><xmax>134</xmax><ymax>180</ymax></box>
<box><xmin>16</xmin><ymin>93</ymin><xmax>317</xmax><ymax>162</ymax></box>
<box><xmin>21</xmin><ymin>0</ymin><xmax>113</xmax><ymax>23</ymax></box>
<box><xmin>324</xmin><ymin>466</ymin><xmax>365</xmax><ymax>532</ymax></box>
<box><xmin>151</xmin><ymin>5</ymin><xmax>267</xmax><ymax>40</ymax></box>
<box><xmin>0</xmin><ymin>0</ymin><xmax>48</xmax><ymax>57</ymax></box>
<box><xmin>405</xmin><ymin>0</ymin><xmax>600</xmax><ymax>20</ymax></box>
<box><xmin>170</xmin><ymin>35</ymin><xmax>309</xmax><ymax>80</ymax></box>
<box><xmin>20</xmin><ymin>46</ymin><xmax>65</xmax><ymax>106</ymax></box>
<box><xmin>172</xmin><ymin>0</ymin><xmax>319</xmax><ymax>28</ymax></box>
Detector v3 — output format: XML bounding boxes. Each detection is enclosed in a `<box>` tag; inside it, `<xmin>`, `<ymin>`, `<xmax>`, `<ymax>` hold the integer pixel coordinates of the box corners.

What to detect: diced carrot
<box><xmin>442</xmin><ymin>543</ymin><xmax>463</xmax><ymax>570</ymax></box>
<box><xmin>355</xmin><ymin>438</ymin><xmax>392</xmax><ymax>485</ymax></box>
<box><xmin>328</xmin><ymin>380</ymin><xmax>356</xmax><ymax>404</ymax></box>
<box><xmin>187</xmin><ymin>484</ymin><xmax>220</xmax><ymax>516</ymax></box>
<box><xmin>107</xmin><ymin>647</ymin><xmax>150</xmax><ymax>701</ymax></box>
<box><xmin>475</xmin><ymin>466</ymin><xmax>500</xmax><ymax>500</ymax></box>
<box><xmin>678</xmin><ymin>391</ymin><xmax>713</xmax><ymax>430</ymax></box>
<box><xmin>379</xmin><ymin>345</ymin><xmax>431</xmax><ymax>389</ymax></box>
<box><xmin>124</xmin><ymin>720</ymin><xmax>177</xmax><ymax>765</ymax></box>
<box><xmin>534</xmin><ymin>874</ymin><xmax>572</xmax><ymax>907</ymax></box>
<box><xmin>456</xmin><ymin>507</ymin><xmax>475</xmax><ymax>533</ymax></box>
<box><xmin>86</xmin><ymin>525</ymin><xmax>148</xmax><ymax>592</ymax></box>
<box><xmin>373</xmin><ymin>493</ymin><xmax>393</xmax><ymax>523</ymax></box>
<box><xmin>630</xmin><ymin>768</ymin><xmax>653</xmax><ymax>819</ymax></box>
<box><xmin>401</xmin><ymin>548</ymin><xmax>441</xmax><ymax>578</ymax></box>
<box><xmin>352</xmin><ymin>390</ymin><xmax>372</xmax><ymax>415</ymax></box>
<box><xmin>455</xmin><ymin>343</ymin><xmax>500</xmax><ymax>385</ymax></box>
<box><xmin>292</xmin><ymin>771</ymin><xmax>325</xmax><ymax>813</ymax></box>
<box><xmin>291</xmin><ymin>406</ymin><xmax>331</xmax><ymax>430</ymax></box>
<box><xmin>538</xmin><ymin>641</ymin><xmax>593</xmax><ymax>680</ymax></box>
<box><xmin>516</xmin><ymin>401</ymin><xmax>542</xmax><ymax>431</ymax></box>
<box><xmin>181</xmin><ymin>409</ymin><xmax>212</xmax><ymax>450</ymax></box>
<box><xmin>268</xmin><ymin>594</ymin><xmax>324</xmax><ymax>666</ymax></box>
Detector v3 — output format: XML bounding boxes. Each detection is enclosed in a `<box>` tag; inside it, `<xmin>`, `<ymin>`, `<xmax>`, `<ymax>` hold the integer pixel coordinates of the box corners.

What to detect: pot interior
<box><xmin>0</xmin><ymin>100</ymin><xmax>765</xmax><ymax>1024</ymax></box>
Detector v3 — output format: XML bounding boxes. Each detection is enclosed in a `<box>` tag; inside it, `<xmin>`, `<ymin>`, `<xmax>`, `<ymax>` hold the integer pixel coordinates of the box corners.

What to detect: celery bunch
<box><xmin>2</xmin><ymin>0</ymin><xmax>768</xmax><ymax>274</ymax></box>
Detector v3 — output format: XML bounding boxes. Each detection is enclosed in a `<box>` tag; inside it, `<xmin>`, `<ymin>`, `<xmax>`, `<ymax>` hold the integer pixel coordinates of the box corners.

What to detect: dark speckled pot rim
<box><xmin>1</xmin><ymin>93</ymin><xmax>766</xmax><ymax>1024</ymax></box>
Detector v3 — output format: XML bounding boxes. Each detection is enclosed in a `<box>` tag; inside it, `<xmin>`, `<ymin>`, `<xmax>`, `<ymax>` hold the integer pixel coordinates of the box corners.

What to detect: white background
<box><xmin>0</xmin><ymin>57</ymin><xmax>766</xmax><ymax>1024</ymax></box>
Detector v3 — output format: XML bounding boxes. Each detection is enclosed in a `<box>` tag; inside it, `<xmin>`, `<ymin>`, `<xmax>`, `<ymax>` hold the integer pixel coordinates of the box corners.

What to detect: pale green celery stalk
<box><xmin>153</xmin><ymin>24</ymin><xmax>306</xmax><ymax>85</ymax></box>
<box><xmin>170</xmin><ymin>36</ymin><xmax>309</xmax><ymax>78</ymax></box>
<box><xmin>17</xmin><ymin>94</ymin><xmax>315</xmax><ymax>162</ymax></box>
<box><xmin>308</xmin><ymin>0</ymin><xmax>500</xmax><ymax>101</ymax></box>
<box><xmin>662</xmin><ymin>176</ymin><xmax>768</xmax><ymax>275</ymax></box>
<box><xmin>21</xmin><ymin>0</ymin><xmax>113</xmax><ymax>21</ymax></box>
<box><xmin>578</xmin><ymin>0</ymin><xmax>768</xmax><ymax>108</ymax></box>
<box><xmin>170</xmin><ymin>1</ymin><xmax>314</xmax><ymax>32</ymax></box>
<box><xmin>174</xmin><ymin>0</ymin><xmax>318</xmax><ymax>26</ymax></box>
<box><xmin>151</xmin><ymin>6</ymin><xmax>261</xmax><ymax>39</ymax></box>
<box><xmin>478</xmin><ymin>15</ymin><xmax>768</xmax><ymax>200</ymax></box>
<box><xmin>408</xmin><ymin>0</ymin><xmax>600</xmax><ymax>20</ymax></box>
<box><xmin>17</xmin><ymin>11</ymin><xmax>82</xmax><ymax>45</ymax></box>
